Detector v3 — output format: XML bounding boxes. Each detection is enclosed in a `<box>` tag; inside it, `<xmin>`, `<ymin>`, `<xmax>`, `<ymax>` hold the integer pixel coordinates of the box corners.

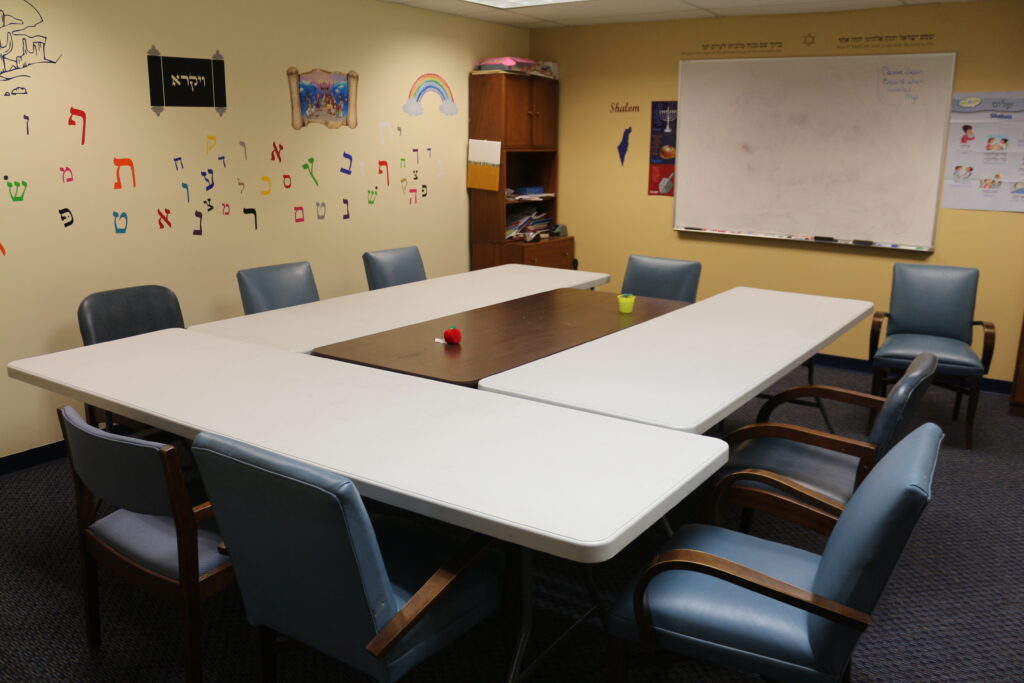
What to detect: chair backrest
<box><xmin>809</xmin><ymin>422</ymin><xmax>942</xmax><ymax>668</ymax></box>
<box><xmin>867</xmin><ymin>352</ymin><xmax>937</xmax><ymax>457</ymax></box>
<box><xmin>57</xmin><ymin>406</ymin><xmax>174</xmax><ymax>516</ymax></box>
<box><xmin>237</xmin><ymin>261</ymin><xmax>320</xmax><ymax>315</ymax></box>
<box><xmin>888</xmin><ymin>263</ymin><xmax>978</xmax><ymax>343</ymax></box>
<box><xmin>362</xmin><ymin>246</ymin><xmax>426</xmax><ymax>290</ymax></box>
<box><xmin>78</xmin><ymin>285</ymin><xmax>184</xmax><ymax>346</ymax></box>
<box><xmin>621</xmin><ymin>254</ymin><xmax>701</xmax><ymax>303</ymax></box>
<box><xmin>191</xmin><ymin>432</ymin><xmax>399</xmax><ymax>679</ymax></box>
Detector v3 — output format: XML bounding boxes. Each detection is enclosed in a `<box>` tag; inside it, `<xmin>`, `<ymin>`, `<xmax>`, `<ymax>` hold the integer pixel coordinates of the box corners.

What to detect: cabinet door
<box><xmin>504</xmin><ymin>76</ymin><xmax>533</xmax><ymax>148</ymax></box>
<box><xmin>531</xmin><ymin>78</ymin><xmax>558</xmax><ymax>148</ymax></box>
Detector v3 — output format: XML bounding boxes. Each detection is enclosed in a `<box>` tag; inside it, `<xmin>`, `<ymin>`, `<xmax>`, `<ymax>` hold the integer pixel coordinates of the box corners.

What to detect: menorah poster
<box><xmin>649</xmin><ymin>101</ymin><xmax>677</xmax><ymax>196</ymax></box>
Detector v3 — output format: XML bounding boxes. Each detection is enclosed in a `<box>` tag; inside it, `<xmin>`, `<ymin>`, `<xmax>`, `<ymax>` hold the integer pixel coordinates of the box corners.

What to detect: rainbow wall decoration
<box><xmin>402</xmin><ymin>73</ymin><xmax>458</xmax><ymax>116</ymax></box>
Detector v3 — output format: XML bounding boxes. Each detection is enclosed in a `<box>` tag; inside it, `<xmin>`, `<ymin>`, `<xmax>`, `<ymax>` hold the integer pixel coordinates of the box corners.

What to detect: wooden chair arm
<box><xmin>709</xmin><ymin>467</ymin><xmax>845</xmax><ymax>528</ymax></box>
<box><xmin>365</xmin><ymin>534</ymin><xmax>496</xmax><ymax>658</ymax></box>
<box><xmin>757</xmin><ymin>385</ymin><xmax>885</xmax><ymax>422</ymax></box>
<box><xmin>869</xmin><ymin>311</ymin><xmax>888</xmax><ymax>358</ymax></box>
<box><xmin>633</xmin><ymin>548</ymin><xmax>870</xmax><ymax>649</ymax></box>
<box><xmin>192</xmin><ymin>500</ymin><xmax>214</xmax><ymax>523</ymax></box>
<box><xmin>975</xmin><ymin>320</ymin><xmax>995</xmax><ymax>373</ymax></box>
<box><xmin>726</xmin><ymin>423</ymin><xmax>877</xmax><ymax>463</ymax></box>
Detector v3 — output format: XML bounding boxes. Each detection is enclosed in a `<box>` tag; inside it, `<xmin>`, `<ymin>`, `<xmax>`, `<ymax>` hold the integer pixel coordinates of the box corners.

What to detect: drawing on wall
<box><xmin>147</xmin><ymin>46</ymin><xmax>227</xmax><ymax>116</ymax></box>
<box><xmin>1</xmin><ymin>1</ymin><xmax>61</xmax><ymax>95</ymax></box>
<box><xmin>402</xmin><ymin>73</ymin><xmax>457</xmax><ymax>116</ymax></box>
<box><xmin>617</xmin><ymin>127</ymin><xmax>632</xmax><ymax>165</ymax></box>
<box><xmin>287</xmin><ymin>67</ymin><xmax>359</xmax><ymax>130</ymax></box>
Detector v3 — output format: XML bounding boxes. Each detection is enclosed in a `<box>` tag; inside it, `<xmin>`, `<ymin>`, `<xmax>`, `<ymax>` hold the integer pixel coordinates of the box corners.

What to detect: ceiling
<box><xmin>378</xmin><ymin>0</ymin><xmax>972</xmax><ymax>29</ymax></box>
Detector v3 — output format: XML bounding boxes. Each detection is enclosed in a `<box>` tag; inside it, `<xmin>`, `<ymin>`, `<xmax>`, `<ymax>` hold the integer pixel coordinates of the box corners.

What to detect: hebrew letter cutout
<box><xmin>218</xmin><ymin>155</ymin><xmax>226</xmax><ymax>168</ymax></box>
<box><xmin>315</xmin><ymin>201</ymin><xmax>326</xmax><ymax>219</ymax></box>
<box><xmin>158</xmin><ymin>208</ymin><xmax>172</xmax><ymax>229</ymax></box>
<box><xmin>59</xmin><ymin>208</ymin><xmax>74</xmax><ymax>227</ymax></box>
<box><xmin>377</xmin><ymin>161</ymin><xmax>389</xmax><ymax>186</ymax></box>
<box><xmin>60</xmin><ymin>167</ymin><xmax>74</xmax><ymax>183</ymax></box>
<box><xmin>201</xmin><ymin>168</ymin><xmax>214</xmax><ymax>191</ymax></box>
<box><xmin>113</xmin><ymin>158</ymin><xmax>136</xmax><ymax>189</ymax></box>
<box><xmin>237</xmin><ymin>178</ymin><xmax>245</xmax><ymax>194</ymax></box>
<box><xmin>243</xmin><ymin>207</ymin><xmax>257</xmax><ymax>230</ymax></box>
<box><xmin>293</xmin><ymin>206</ymin><xmax>305</xmax><ymax>223</ymax></box>
<box><xmin>302</xmin><ymin>157</ymin><xmax>318</xmax><ymax>186</ymax></box>
<box><xmin>113</xmin><ymin>211</ymin><xmax>128</xmax><ymax>234</ymax></box>
<box><xmin>409</xmin><ymin>188</ymin><xmax>418</xmax><ymax>205</ymax></box>
<box><xmin>173</xmin><ymin>157</ymin><xmax>184</xmax><ymax>171</ymax></box>
<box><xmin>340</xmin><ymin>152</ymin><xmax>353</xmax><ymax>175</ymax></box>
<box><xmin>282</xmin><ymin>174</ymin><xmax>292</xmax><ymax>189</ymax></box>
<box><xmin>68</xmin><ymin>107</ymin><xmax>86</xmax><ymax>145</ymax></box>
<box><xmin>205</xmin><ymin>135</ymin><xmax>217</xmax><ymax>154</ymax></box>
<box><xmin>181</xmin><ymin>182</ymin><xmax>190</xmax><ymax>202</ymax></box>
<box><xmin>412</xmin><ymin>148</ymin><xmax>419</xmax><ymax>164</ymax></box>
<box><xmin>271</xmin><ymin>142</ymin><xmax>284</xmax><ymax>162</ymax></box>
<box><xmin>367</xmin><ymin>188</ymin><xmax>378</xmax><ymax>205</ymax></box>
<box><xmin>421</xmin><ymin>184</ymin><xmax>428</xmax><ymax>198</ymax></box>
<box><xmin>203</xmin><ymin>198</ymin><xmax>213</xmax><ymax>212</ymax></box>
<box><xmin>412</xmin><ymin>170</ymin><xmax>419</xmax><ymax>181</ymax></box>
<box><xmin>23</xmin><ymin>114</ymin><xmax>29</xmax><ymax>135</ymax></box>
<box><xmin>221</xmin><ymin>203</ymin><xmax>230</xmax><ymax>215</ymax></box>
<box><xmin>260</xmin><ymin>176</ymin><xmax>271</xmax><ymax>195</ymax></box>
<box><xmin>239</xmin><ymin>140</ymin><xmax>247</xmax><ymax>160</ymax></box>
<box><xmin>400</xmin><ymin>157</ymin><xmax>406</xmax><ymax>168</ymax></box>
<box><xmin>401</xmin><ymin>178</ymin><xmax>408</xmax><ymax>192</ymax></box>
<box><xmin>343</xmin><ymin>198</ymin><xmax>351</xmax><ymax>219</ymax></box>
<box><xmin>7</xmin><ymin>179</ymin><xmax>27</xmax><ymax>201</ymax></box>
<box><xmin>193</xmin><ymin>210</ymin><xmax>203</xmax><ymax>236</ymax></box>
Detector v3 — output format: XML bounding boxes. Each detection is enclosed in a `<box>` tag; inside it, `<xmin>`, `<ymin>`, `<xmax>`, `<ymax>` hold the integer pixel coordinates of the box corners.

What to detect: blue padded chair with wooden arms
<box><xmin>711</xmin><ymin>352</ymin><xmax>936</xmax><ymax>536</ymax></box>
<box><xmin>870</xmin><ymin>263</ymin><xmax>994</xmax><ymax>449</ymax></box>
<box><xmin>191</xmin><ymin>432</ymin><xmax>503</xmax><ymax>683</ymax></box>
<box><xmin>57</xmin><ymin>406</ymin><xmax>234</xmax><ymax>683</ymax></box>
<box><xmin>608</xmin><ymin>422</ymin><xmax>943</xmax><ymax>683</ymax></box>
<box><xmin>363</xmin><ymin>246</ymin><xmax>427</xmax><ymax>290</ymax></box>
<box><xmin>621</xmin><ymin>254</ymin><xmax>701</xmax><ymax>303</ymax></box>
<box><xmin>77</xmin><ymin>285</ymin><xmax>186</xmax><ymax>432</ymax></box>
<box><xmin>236</xmin><ymin>261</ymin><xmax>320</xmax><ymax>314</ymax></box>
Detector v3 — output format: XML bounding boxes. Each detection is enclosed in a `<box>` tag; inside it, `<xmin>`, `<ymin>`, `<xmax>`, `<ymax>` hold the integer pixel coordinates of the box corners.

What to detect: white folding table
<box><xmin>191</xmin><ymin>264</ymin><xmax>609</xmax><ymax>353</ymax></box>
<box><xmin>480</xmin><ymin>287</ymin><xmax>873</xmax><ymax>434</ymax></box>
<box><xmin>8</xmin><ymin>328</ymin><xmax>725</xmax><ymax>563</ymax></box>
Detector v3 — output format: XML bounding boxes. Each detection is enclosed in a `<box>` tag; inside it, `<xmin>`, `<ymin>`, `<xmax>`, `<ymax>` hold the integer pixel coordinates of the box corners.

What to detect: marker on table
<box><xmin>852</xmin><ymin>239</ymin><xmax>875</xmax><ymax>246</ymax></box>
<box><xmin>813</xmin><ymin>235</ymin><xmax>837</xmax><ymax>242</ymax></box>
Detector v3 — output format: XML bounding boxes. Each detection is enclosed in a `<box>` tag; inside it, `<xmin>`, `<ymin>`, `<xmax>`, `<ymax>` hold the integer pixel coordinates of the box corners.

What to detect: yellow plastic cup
<box><xmin>617</xmin><ymin>293</ymin><xmax>636</xmax><ymax>314</ymax></box>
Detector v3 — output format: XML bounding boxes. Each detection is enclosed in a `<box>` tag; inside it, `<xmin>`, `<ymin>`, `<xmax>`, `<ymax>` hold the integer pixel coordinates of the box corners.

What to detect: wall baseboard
<box><xmin>0</xmin><ymin>441</ymin><xmax>65</xmax><ymax>477</ymax></box>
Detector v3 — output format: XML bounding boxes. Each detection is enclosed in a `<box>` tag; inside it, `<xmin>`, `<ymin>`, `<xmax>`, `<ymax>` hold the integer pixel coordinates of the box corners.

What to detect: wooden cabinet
<box><xmin>469</xmin><ymin>71</ymin><xmax>570</xmax><ymax>270</ymax></box>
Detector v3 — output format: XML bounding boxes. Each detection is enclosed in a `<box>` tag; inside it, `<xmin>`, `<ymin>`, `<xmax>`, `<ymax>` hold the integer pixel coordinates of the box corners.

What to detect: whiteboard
<box><xmin>674</xmin><ymin>54</ymin><xmax>956</xmax><ymax>251</ymax></box>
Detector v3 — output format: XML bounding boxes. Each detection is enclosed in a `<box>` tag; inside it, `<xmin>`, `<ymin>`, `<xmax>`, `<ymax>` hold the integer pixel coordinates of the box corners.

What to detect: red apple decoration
<box><xmin>443</xmin><ymin>326</ymin><xmax>462</xmax><ymax>345</ymax></box>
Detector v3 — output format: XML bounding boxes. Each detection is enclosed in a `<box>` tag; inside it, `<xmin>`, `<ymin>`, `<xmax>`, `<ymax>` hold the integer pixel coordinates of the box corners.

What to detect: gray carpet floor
<box><xmin>1</xmin><ymin>363</ymin><xmax>1021</xmax><ymax>682</ymax></box>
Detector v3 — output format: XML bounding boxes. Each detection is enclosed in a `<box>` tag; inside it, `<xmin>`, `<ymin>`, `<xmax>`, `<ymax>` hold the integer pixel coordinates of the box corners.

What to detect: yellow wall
<box><xmin>0</xmin><ymin>0</ymin><xmax>527</xmax><ymax>457</ymax></box>
<box><xmin>532</xmin><ymin>0</ymin><xmax>1023</xmax><ymax>378</ymax></box>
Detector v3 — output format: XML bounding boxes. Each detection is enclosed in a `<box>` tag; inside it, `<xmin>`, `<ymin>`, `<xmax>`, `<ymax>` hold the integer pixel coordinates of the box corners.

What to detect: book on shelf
<box><xmin>505</xmin><ymin>208</ymin><xmax>553</xmax><ymax>240</ymax></box>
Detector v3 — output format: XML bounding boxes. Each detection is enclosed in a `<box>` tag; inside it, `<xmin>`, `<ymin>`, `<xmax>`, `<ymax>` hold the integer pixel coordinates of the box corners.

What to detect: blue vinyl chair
<box><xmin>870</xmin><ymin>263</ymin><xmax>995</xmax><ymax>449</ymax></box>
<box><xmin>191</xmin><ymin>432</ymin><xmax>503</xmax><ymax>683</ymax></box>
<box><xmin>236</xmin><ymin>261</ymin><xmax>320</xmax><ymax>314</ymax></box>
<box><xmin>711</xmin><ymin>352</ymin><xmax>936</xmax><ymax>535</ymax></box>
<box><xmin>363</xmin><ymin>246</ymin><xmax>427</xmax><ymax>290</ymax></box>
<box><xmin>77</xmin><ymin>285</ymin><xmax>185</xmax><ymax>433</ymax></box>
<box><xmin>57</xmin><ymin>406</ymin><xmax>234</xmax><ymax>683</ymax></box>
<box><xmin>620</xmin><ymin>254</ymin><xmax>701</xmax><ymax>303</ymax></box>
<box><xmin>608</xmin><ymin>422</ymin><xmax>943</xmax><ymax>682</ymax></box>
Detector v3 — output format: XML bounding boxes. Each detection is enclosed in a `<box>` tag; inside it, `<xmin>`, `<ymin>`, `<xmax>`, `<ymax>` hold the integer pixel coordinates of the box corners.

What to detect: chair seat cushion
<box><xmin>716</xmin><ymin>437</ymin><xmax>860</xmax><ymax>504</ymax></box>
<box><xmin>88</xmin><ymin>510</ymin><xmax>229</xmax><ymax>580</ymax></box>
<box><xmin>608</xmin><ymin>524</ymin><xmax>837</xmax><ymax>681</ymax></box>
<box><xmin>372</xmin><ymin>514</ymin><xmax>503</xmax><ymax>679</ymax></box>
<box><xmin>874</xmin><ymin>334</ymin><xmax>983</xmax><ymax>377</ymax></box>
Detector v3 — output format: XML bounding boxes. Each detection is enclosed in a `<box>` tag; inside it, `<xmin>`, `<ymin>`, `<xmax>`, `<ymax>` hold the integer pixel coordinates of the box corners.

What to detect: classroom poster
<box><xmin>648</xmin><ymin>101</ymin><xmax>677</xmax><ymax>195</ymax></box>
<box><xmin>942</xmin><ymin>92</ymin><xmax>1024</xmax><ymax>212</ymax></box>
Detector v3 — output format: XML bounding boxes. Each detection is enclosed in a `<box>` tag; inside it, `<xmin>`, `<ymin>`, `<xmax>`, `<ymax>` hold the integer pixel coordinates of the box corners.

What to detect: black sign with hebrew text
<box><xmin>148</xmin><ymin>54</ymin><xmax>226</xmax><ymax>111</ymax></box>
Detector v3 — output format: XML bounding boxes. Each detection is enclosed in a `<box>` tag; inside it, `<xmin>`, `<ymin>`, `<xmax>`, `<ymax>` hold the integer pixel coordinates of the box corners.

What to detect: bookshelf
<box><xmin>468</xmin><ymin>71</ymin><xmax>573</xmax><ymax>270</ymax></box>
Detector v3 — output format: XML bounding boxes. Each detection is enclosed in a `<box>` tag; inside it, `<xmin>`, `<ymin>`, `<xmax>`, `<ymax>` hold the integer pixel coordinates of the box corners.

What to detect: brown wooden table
<box><xmin>312</xmin><ymin>288</ymin><xmax>686</xmax><ymax>386</ymax></box>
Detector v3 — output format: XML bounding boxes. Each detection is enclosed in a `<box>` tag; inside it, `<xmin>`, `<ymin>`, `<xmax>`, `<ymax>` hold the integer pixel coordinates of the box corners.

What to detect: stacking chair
<box><xmin>711</xmin><ymin>352</ymin><xmax>936</xmax><ymax>535</ymax></box>
<box><xmin>77</xmin><ymin>285</ymin><xmax>185</xmax><ymax>432</ymax></box>
<box><xmin>236</xmin><ymin>261</ymin><xmax>319</xmax><ymax>314</ymax></box>
<box><xmin>870</xmin><ymin>263</ymin><xmax>995</xmax><ymax>449</ymax></box>
<box><xmin>191</xmin><ymin>432</ymin><xmax>503</xmax><ymax>683</ymax></box>
<box><xmin>608</xmin><ymin>422</ymin><xmax>943</xmax><ymax>682</ymax></box>
<box><xmin>363</xmin><ymin>246</ymin><xmax>426</xmax><ymax>290</ymax></box>
<box><xmin>620</xmin><ymin>254</ymin><xmax>701</xmax><ymax>303</ymax></box>
<box><xmin>58</xmin><ymin>406</ymin><xmax>234</xmax><ymax>683</ymax></box>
